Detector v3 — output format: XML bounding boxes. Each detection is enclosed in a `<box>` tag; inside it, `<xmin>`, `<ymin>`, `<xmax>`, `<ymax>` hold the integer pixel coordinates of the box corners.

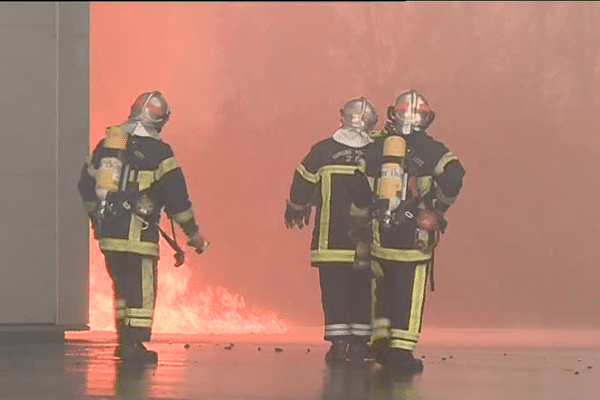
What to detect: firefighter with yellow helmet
<box><xmin>78</xmin><ymin>91</ymin><xmax>209</xmax><ymax>364</ymax></box>
<box><xmin>285</xmin><ymin>97</ymin><xmax>378</xmax><ymax>364</ymax></box>
<box><xmin>351</xmin><ymin>90</ymin><xmax>465</xmax><ymax>373</ymax></box>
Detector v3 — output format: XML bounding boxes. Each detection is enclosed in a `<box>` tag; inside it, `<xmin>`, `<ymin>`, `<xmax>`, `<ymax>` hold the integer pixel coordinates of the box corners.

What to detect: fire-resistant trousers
<box><xmin>104</xmin><ymin>251</ymin><xmax>158</xmax><ymax>343</ymax></box>
<box><xmin>371</xmin><ymin>261</ymin><xmax>429</xmax><ymax>352</ymax></box>
<box><xmin>318</xmin><ymin>264</ymin><xmax>372</xmax><ymax>342</ymax></box>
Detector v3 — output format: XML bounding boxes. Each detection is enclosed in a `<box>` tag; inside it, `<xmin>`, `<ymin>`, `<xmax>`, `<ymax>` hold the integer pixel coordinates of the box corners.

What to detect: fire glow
<box><xmin>88</xmin><ymin>226</ymin><xmax>291</xmax><ymax>334</ymax></box>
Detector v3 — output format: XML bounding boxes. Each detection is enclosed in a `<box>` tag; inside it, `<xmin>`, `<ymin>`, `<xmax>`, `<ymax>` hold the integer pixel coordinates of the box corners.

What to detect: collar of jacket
<box><xmin>332</xmin><ymin>127</ymin><xmax>373</xmax><ymax>148</ymax></box>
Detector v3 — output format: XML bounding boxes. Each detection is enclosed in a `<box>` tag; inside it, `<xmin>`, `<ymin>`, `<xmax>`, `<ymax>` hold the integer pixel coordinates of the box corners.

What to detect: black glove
<box><xmin>188</xmin><ymin>231</ymin><xmax>209</xmax><ymax>254</ymax></box>
<box><xmin>436</xmin><ymin>212</ymin><xmax>448</xmax><ymax>233</ymax></box>
<box><xmin>349</xmin><ymin>216</ymin><xmax>374</xmax><ymax>276</ymax></box>
<box><xmin>284</xmin><ymin>200</ymin><xmax>311</xmax><ymax>229</ymax></box>
<box><xmin>431</xmin><ymin>200</ymin><xmax>449</xmax><ymax>233</ymax></box>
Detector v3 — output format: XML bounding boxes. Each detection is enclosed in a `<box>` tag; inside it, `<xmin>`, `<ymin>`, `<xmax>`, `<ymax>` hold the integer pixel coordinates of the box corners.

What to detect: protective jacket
<box><xmin>78</xmin><ymin>133</ymin><xmax>199</xmax><ymax>257</ymax></box>
<box><xmin>289</xmin><ymin>138</ymin><xmax>370</xmax><ymax>265</ymax></box>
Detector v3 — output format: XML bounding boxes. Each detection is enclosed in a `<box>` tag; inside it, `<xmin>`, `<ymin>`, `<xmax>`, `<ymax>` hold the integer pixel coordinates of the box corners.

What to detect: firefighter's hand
<box><xmin>431</xmin><ymin>201</ymin><xmax>449</xmax><ymax>233</ymax></box>
<box><xmin>352</xmin><ymin>243</ymin><xmax>371</xmax><ymax>272</ymax></box>
<box><xmin>285</xmin><ymin>201</ymin><xmax>311</xmax><ymax>229</ymax></box>
<box><xmin>369</xmin><ymin>122</ymin><xmax>393</xmax><ymax>140</ymax></box>
<box><xmin>383</xmin><ymin>120</ymin><xmax>394</xmax><ymax>135</ymax></box>
<box><xmin>188</xmin><ymin>231</ymin><xmax>209</xmax><ymax>254</ymax></box>
<box><xmin>437</xmin><ymin>212</ymin><xmax>448</xmax><ymax>233</ymax></box>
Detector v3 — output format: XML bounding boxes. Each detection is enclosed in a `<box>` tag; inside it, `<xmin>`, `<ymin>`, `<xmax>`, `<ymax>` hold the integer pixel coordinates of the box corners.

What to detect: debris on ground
<box><xmin>275</xmin><ymin>347</ymin><xmax>283</xmax><ymax>353</ymax></box>
<box><xmin>184</xmin><ymin>344</ymin><xmax>190</xmax><ymax>349</ymax></box>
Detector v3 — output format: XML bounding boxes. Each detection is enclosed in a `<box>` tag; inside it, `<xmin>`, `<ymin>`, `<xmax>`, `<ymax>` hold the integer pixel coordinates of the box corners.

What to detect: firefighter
<box><xmin>78</xmin><ymin>91</ymin><xmax>209</xmax><ymax>364</ymax></box>
<box><xmin>284</xmin><ymin>97</ymin><xmax>378</xmax><ymax>364</ymax></box>
<box><xmin>354</xmin><ymin>90</ymin><xmax>465</xmax><ymax>373</ymax></box>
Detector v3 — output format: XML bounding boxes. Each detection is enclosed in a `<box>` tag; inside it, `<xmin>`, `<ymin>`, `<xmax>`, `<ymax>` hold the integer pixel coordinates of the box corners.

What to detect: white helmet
<box><xmin>388</xmin><ymin>90</ymin><xmax>435</xmax><ymax>135</ymax></box>
<box><xmin>128</xmin><ymin>91</ymin><xmax>171</xmax><ymax>133</ymax></box>
<box><xmin>340</xmin><ymin>97</ymin><xmax>378</xmax><ymax>133</ymax></box>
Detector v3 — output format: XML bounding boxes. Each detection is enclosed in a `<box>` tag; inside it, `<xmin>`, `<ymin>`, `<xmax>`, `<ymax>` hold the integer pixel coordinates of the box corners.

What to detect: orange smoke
<box><xmin>88</xmin><ymin>225</ymin><xmax>291</xmax><ymax>334</ymax></box>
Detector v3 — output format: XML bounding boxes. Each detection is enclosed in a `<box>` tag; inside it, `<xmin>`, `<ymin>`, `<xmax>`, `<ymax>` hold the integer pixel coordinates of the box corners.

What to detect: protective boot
<box><xmin>325</xmin><ymin>339</ymin><xmax>350</xmax><ymax>365</ymax></box>
<box><xmin>371</xmin><ymin>345</ymin><xmax>389</xmax><ymax>365</ymax></box>
<box><xmin>122</xmin><ymin>341</ymin><xmax>158</xmax><ymax>365</ymax></box>
<box><xmin>138</xmin><ymin>342</ymin><xmax>158</xmax><ymax>364</ymax></box>
<box><xmin>120</xmin><ymin>327</ymin><xmax>158</xmax><ymax>365</ymax></box>
<box><xmin>347</xmin><ymin>337</ymin><xmax>370</xmax><ymax>363</ymax></box>
<box><xmin>385</xmin><ymin>348</ymin><xmax>423</xmax><ymax>373</ymax></box>
<box><xmin>114</xmin><ymin>320</ymin><xmax>126</xmax><ymax>360</ymax></box>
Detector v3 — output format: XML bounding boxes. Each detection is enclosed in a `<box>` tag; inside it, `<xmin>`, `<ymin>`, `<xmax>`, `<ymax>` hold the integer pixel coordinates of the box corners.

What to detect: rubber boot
<box><xmin>122</xmin><ymin>341</ymin><xmax>158</xmax><ymax>365</ymax></box>
<box><xmin>371</xmin><ymin>345</ymin><xmax>389</xmax><ymax>366</ymax></box>
<box><xmin>121</xmin><ymin>328</ymin><xmax>158</xmax><ymax>365</ymax></box>
<box><xmin>325</xmin><ymin>339</ymin><xmax>350</xmax><ymax>365</ymax></box>
<box><xmin>347</xmin><ymin>337</ymin><xmax>370</xmax><ymax>363</ymax></box>
<box><xmin>114</xmin><ymin>320</ymin><xmax>126</xmax><ymax>360</ymax></box>
<box><xmin>385</xmin><ymin>348</ymin><xmax>423</xmax><ymax>373</ymax></box>
<box><xmin>138</xmin><ymin>342</ymin><xmax>158</xmax><ymax>364</ymax></box>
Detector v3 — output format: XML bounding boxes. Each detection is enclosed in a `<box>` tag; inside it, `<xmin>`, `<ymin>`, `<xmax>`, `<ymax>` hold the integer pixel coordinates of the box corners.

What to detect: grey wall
<box><xmin>0</xmin><ymin>2</ymin><xmax>89</xmax><ymax>331</ymax></box>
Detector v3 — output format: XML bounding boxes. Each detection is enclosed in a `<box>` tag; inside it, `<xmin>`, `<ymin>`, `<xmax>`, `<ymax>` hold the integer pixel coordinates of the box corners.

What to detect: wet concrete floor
<box><xmin>1</xmin><ymin>328</ymin><xmax>599</xmax><ymax>399</ymax></box>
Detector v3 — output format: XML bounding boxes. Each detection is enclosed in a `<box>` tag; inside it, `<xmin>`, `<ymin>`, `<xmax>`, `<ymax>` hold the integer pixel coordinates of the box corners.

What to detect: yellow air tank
<box><xmin>95</xmin><ymin>126</ymin><xmax>128</xmax><ymax>201</ymax></box>
<box><xmin>378</xmin><ymin>135</ymin><xmax>407</xmax><ymax>200</ymax></box>
<box><xmin>104</xmin><ymin>125</ymin><xmax>128</xmax><ymax>149</ymax></box>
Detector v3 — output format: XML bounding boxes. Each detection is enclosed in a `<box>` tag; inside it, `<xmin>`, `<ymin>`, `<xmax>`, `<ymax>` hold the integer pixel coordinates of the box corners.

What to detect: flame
<box><xmin>88</xmin><ymin>226</ymin><xmax>291</xmax><ymax>334</ymax></box>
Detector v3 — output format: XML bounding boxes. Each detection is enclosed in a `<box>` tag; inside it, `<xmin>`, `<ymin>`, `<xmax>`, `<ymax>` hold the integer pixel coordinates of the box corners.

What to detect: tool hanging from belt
<box><xmin>157</xmin><ymin>217</ymin><xmax>185</xmax><ymax>267</ymax></box>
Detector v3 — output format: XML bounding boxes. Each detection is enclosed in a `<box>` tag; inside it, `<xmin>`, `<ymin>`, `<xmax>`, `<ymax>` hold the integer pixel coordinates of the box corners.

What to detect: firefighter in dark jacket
<box><xmin>78</xmin><ymin>91</ymin><xmax>209</xmax><ymax>364</ymax></box>
<box><xmin>285</xmin><ymin>97</ymin><xmax>378</xmax><ymax>364</ymax></box>
<box><xmin>352</xmin><ymin>90</ymin><xmax>465</xmax><ymax>373</ymax></box>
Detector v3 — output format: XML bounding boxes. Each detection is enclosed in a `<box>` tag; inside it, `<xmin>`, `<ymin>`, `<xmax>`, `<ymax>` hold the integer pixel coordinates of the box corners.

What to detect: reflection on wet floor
<box><xmin>1</xmin><ymin>330</ymin><xmax>600</xmax><ymax>399</ymax></box>
<box><xmin>79</xmin><ymin>340</ymin><xmax>425</xmax><ymax>400</ymax></box>
<box><xmin>322</xmin><ymin>363</ymin><xmax>421</xmax><ymax>400</ymax></box>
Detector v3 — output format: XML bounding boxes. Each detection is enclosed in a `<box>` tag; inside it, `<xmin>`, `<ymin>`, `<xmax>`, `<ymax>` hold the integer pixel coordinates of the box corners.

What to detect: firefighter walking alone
<box><xmin>78</xmin><ymin>91</ymin><xmax>209</xmax><ymax>364</ymax></box>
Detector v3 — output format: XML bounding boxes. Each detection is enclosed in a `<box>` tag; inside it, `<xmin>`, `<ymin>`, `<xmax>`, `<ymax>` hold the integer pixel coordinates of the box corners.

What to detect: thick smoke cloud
<box><xmin>92</xmin><ymin>2</ymin><xmax>600</xmax><ymax>329</ymax></box>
